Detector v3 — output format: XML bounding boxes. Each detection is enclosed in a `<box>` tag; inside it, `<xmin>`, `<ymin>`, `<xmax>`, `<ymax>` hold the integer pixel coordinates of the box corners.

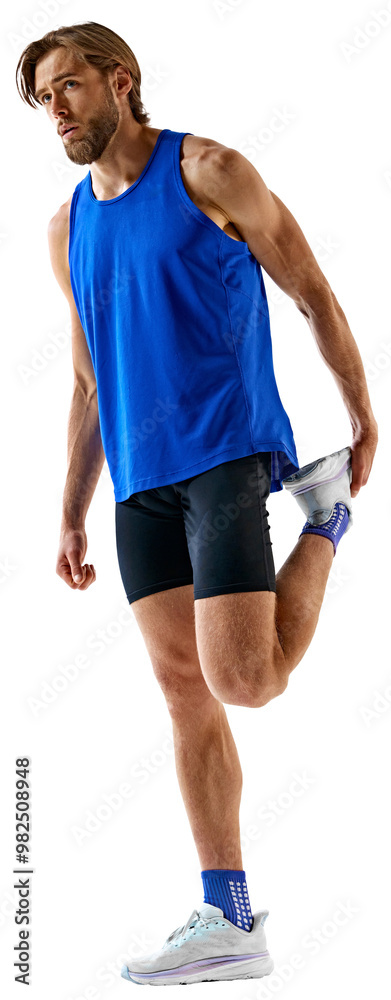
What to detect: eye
<box><xmin>41</xmin><ymin>80</ymin><xmax>77</xmax><ymax>104</ymax></box>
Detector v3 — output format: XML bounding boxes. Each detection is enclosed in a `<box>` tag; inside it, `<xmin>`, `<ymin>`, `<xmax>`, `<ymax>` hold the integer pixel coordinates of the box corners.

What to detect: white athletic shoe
<box><xmin>282</xmin><ymin>445</ymin><xmax>353</xmax><ymax>528</ymax></box>
<box><xmin>120</xmin><ymin>903</ymin><xmax>274</xmax><ymax>985</ymax></box>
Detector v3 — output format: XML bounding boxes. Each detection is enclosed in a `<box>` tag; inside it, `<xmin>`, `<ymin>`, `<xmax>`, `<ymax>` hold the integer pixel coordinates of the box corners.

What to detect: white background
<box><xmin>1</xmin><ymin>0</ymin><xmax>390</xmax><ymax>997</ymax></box>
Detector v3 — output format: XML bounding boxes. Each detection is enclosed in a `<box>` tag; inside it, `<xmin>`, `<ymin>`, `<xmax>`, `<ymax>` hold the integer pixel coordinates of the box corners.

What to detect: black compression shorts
<box><xmin>115</xmin><ymin>452</ymin><xmax>276</xmax><ymax>605</ymax></box>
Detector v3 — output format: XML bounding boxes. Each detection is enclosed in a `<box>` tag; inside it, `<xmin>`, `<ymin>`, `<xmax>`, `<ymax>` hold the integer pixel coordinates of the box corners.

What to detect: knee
<box><xmin>206</xmin><ymin>655</ymin><xmax>288</xmax><ymax>709</ymax></box>
<box><xmin>245</xmin><ymin>673</ymin><xmax>288</xmax><ymax>708</ymax></box>
<box><xmin>151</xmin><ymin>657</ymin><xmax>216</xmax><ymax>717</ymax></box>
<box><xmin>217</xmin><ymin>678</ymin><xmax>287</xmax><ymax>708</ymax></box>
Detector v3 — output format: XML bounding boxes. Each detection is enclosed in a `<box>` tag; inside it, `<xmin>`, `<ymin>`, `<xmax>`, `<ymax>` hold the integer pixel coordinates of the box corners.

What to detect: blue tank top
<box><xmin>69</xmin><ymin>128</ymin><xmax>299</xmax><ymax>500</ymax></box>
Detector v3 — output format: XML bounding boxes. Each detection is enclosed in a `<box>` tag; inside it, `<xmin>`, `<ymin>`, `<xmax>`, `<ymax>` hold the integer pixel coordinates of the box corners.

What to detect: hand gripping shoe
<box><xmin>120</xmin><ymin>903</ymin><xmax>274</xmax><ymax>985</ymax></box>
<box><xmin>281</xmin><ymin>445</ymin><xmax>353</xmax><ymax>529</ymax></box>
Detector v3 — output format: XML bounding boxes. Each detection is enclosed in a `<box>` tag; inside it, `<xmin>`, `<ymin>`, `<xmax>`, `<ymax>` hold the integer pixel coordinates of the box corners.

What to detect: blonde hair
<box><xmin>15</xmin><ymin>20</ymin><xmax>150</xmax><ymax>124</ymax></box>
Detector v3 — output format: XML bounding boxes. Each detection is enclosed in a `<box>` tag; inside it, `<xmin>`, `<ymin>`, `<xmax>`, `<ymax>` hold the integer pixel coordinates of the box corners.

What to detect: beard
<box><xmin>63</xmin><ymin>83</ymin><xmax>120</xmax><ymax>165</ymax></box>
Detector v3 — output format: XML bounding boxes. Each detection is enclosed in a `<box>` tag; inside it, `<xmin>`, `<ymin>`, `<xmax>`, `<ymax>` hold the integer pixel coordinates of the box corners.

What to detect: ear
<box><xmin>113</xmin><ymin>64</ymin><xmax>132</xmax><ymax>99</ymax></box>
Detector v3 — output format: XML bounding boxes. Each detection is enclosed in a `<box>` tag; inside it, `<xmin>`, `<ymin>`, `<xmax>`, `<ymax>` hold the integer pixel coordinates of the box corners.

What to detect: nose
<box><xmin>50</xmin><ymin>95</ymin><xmax>70</xmax><ymax>119</ymax></box>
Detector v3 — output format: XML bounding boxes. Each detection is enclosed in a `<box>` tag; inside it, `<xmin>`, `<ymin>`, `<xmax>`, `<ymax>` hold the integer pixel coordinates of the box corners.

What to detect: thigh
<box><xmin>115</xmin><ymin>487</ymin><xmax>194</xmax><ymax>606</ymax></box>
<box><xmin>179</xmin><ymin>451</ymin><xmax>276</xmax><ymax>600</ymax></box>
<box><xmin>178</xmin><ymin>452</ymin><xmax>279</xmax><ymax>682</ymax></box>
<box><xmin>130</xmin><ymin>584</ymin><xmax>207</xmax><ymax>700</ymax></box>
<box><xmin>115</xmin><ymin>490</ymin><xmax>209</xmax><ymax>700</ymax></box>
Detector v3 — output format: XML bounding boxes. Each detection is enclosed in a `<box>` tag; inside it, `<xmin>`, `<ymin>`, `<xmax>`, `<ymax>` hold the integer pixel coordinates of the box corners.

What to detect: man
<box><xmin>16</xmin><ymin>21</ymin><xmax>377</xmax><ymax>987</ymax></box>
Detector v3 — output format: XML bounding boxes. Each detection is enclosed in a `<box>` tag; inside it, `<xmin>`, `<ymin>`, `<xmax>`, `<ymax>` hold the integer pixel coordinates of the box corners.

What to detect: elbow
<box><xmin>295</xmin><ymin>298</ymin><xmax>311</xmax><ymax>319</ymax></box>
<box><xmin>295</xmin><ymin>281</ymin><xmax>337</xmax><ymax>322</ymax></box>
<box><xmin>73</xmin><ymin>376</ymin><xmax>97</xmax><ymax>405</ymax></box>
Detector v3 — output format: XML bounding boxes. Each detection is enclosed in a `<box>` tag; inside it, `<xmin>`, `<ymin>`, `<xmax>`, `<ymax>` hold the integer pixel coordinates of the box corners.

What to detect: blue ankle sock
<box><xmin>201</xmin><ymin>869</ymin><xmax>253</xmax><ymax>931</ymax></box>
<box><xmin>299</xmin><ymin>501</ymin><xmax>350</xmax><ymax>556</ymax></box>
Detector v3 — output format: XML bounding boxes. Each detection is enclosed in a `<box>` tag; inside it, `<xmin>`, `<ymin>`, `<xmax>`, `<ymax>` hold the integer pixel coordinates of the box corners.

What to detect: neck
<box><xmin>89</xmin><ymin>121</ymin><xmax>162</xmax><ymax>200</ymax></box>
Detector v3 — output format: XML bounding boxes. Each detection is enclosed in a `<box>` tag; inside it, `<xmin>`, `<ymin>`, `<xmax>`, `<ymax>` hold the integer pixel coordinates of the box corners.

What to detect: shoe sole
<box><xmin>282</xmin><ymin>446</ymin><xmax>353</xmax><ymax>528</ymax></box>
<box><xmin>282</xmin><ymin>446</ymin><xmax>351</xmax><ymax>495</ymax></box>
<box><xmin>121</xmin><ymin>952</ymin><xmax>274</xmax><ymax>985</ymax></box>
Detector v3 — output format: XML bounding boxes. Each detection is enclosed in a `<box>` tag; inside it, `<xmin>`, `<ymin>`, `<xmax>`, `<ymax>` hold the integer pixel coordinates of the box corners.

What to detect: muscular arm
<box><xmin>48</xmin><ymin>202</ymin><xmax>105</xmax><ymax>587</ymax></box>
<box><xmin>196</xmin><ymin>146</ymin><xmax>378</xmax><ymax>494</ymax></box>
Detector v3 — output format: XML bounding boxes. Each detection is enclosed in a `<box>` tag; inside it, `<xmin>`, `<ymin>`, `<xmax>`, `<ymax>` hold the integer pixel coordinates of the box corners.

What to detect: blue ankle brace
<box><xmin>201</xmin><ymin>869</ymin><xmax>253</xmax><ymax>931</ymax></box>
<box><xmin>300</xmin><ymin>501</ymin><xmax>350</xmax><ymax>556</ymax></box>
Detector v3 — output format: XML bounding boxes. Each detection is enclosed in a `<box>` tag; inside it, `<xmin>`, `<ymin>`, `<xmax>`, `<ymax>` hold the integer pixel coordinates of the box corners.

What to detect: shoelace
<box><xmin>165</xmin><ymin>909</ymin><xmax>208</xmax><ymax>946</ymax></box>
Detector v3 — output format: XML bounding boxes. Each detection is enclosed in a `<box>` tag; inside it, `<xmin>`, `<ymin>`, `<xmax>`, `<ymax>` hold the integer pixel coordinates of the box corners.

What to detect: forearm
<box><xmin>299</xmin><ymin>288</ymin><xmax>376</xmax><ymax>432</ymax></box>
<box><xmin>61</xmin><ymin>382</ymin><xmax>105</xmax><ymax>530</ymax></box>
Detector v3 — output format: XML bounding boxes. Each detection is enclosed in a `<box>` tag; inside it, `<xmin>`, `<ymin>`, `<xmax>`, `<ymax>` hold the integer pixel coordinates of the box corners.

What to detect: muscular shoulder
<box><xmin>48</xmin><ymin>195</ymin><xmax>72</xmax><ymax>246</ymax></box>
<box><xmin>47</xmin><ymin>196</ymin><xmax>73</xmax><ymax>292</ymax></box>
<box><xmin>180</xmin><ymin>132</ymin><xmax>244</xmax><ymax>204</ymax></box>
<box><xmin>181</xmin><ymin>132</ymin><xmax>238</xmax><ymax>165</ymax></box>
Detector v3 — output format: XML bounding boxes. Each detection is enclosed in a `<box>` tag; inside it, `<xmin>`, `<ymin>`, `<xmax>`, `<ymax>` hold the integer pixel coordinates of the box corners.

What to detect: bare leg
<box><xmin>195</xmin><ymin>533</ymin><xmax>335</xmax><ymax>704</ymax></box>
<box><xmin>274</xmin><ymin>532</ymin><xmax>334</xmax><ymax>675</ymax></box>
<box><xmin>130</xmin><ymin>586</ymin><xmax>244</xmax><ymax>871</ymax></box>
<box><xmin>130</xmin><ymin>530</ymin><xmax>334</xmax><ymax>871</ymax></box>
<box><xmin>181</xmin><ymin>539</ymin><xmax>334</xmax><ymax>866</ymax></box>
<box><xmin>171</xmin><ymin>690</ymin><xmax>244</xmax><ymax>871</ymax></box>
